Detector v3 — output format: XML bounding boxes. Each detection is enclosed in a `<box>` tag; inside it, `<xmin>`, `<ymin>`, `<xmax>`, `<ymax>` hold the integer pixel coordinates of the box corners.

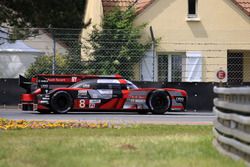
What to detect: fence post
<box><xmin>150</xmin><ymin>26</ymin><xmax>156</xmax><ymax>82</ymax></box>
<box><xmin>152</xmin><ymin>42</ymin><xmax>155</xmax><ymax>82</ymax></box>
<box><xmin>52</xmin><ymin>32</ymin><xmax>56</xmax><ymax>74</ymax></box>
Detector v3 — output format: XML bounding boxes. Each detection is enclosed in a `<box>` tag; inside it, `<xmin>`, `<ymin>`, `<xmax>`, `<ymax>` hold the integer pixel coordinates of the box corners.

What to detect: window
<box><xmin>96</xmin><ymin>83</ymin><xmax>121</xmax><ymax>90</ymax></box>
<box><xmin>185</xmin><ymin>51</ymin><xmax>203</xmax><ymax>82</ymax></box>
<box><xmin>188</xmin><ymin>0</ymin><xmax>197</xmax><ymax>18</ymax></box>
<box><xmin>227</xmin><ymin>52</ymin><xmax>243</xmax><ymax>83</ymax></box>
<box><xmin>158</xmin><ymin>54</ymin><xmax>184</xmax><ymax>82</ymax></box>
<box><xmin>70</xmin><ymin>79</ymin><xmax>96</xmax><ymax>88</ymax></box>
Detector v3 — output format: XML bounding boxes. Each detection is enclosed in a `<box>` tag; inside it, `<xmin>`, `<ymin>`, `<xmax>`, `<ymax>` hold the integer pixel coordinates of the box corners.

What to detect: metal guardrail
<box><xmin>213</xmin><ymin>86</ymin><xmax>250</xmax><ymax>166</ymax></box>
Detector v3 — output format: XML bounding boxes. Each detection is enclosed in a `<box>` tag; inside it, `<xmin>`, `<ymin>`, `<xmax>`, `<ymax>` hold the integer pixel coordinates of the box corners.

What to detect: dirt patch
<box><xmin>119</xmin><ymin>144</ymin><xmax>137</xmax><ymax>150</ymax></box>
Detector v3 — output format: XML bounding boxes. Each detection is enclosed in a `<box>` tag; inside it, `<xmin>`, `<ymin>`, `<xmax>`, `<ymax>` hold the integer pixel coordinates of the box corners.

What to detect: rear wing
<box><xmin>36</xmin><ymin>74</ymin><xmax>123</xmax><ymax>85</ymax></box>
<box><xmin>19</xmin><ymin>75</ymin><xmax>33</xmax><ymax>93</ymax></box>
<box><xmin>19</xmin><ymin>74</ymin><xmax>123</xmax><ymax>93</ymax></box>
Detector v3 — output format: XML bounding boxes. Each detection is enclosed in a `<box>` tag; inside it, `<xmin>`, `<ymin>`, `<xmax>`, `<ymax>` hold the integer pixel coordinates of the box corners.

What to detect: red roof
<box><xmin>233</xmin><ymin>0</ymin><xmax>250</xmax><ymax>16</ymax></box>
<box><xmin>102</xmin><ymin>0</ymin><xmax>154</xmax><ymax>14</ymax></box>
<box><xmin>102</xmin><ymin>0</ymin><xmax>250</xmax><ymax>16</ymax></box>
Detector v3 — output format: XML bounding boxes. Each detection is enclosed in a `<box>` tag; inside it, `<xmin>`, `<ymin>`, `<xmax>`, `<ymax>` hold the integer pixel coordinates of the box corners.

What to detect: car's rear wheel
<box><xmin>147</xmin><ymin>90</ymin><xmax>171</xmax><ymax>114</ymax></box>
<box><xmin>50</xmin><ymin>91</ymin><xmax>73</xmax><ymax>114</ymax></box>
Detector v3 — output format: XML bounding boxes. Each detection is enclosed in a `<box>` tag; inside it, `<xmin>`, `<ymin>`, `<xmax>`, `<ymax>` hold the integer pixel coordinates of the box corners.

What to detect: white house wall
<box><xmin>24</xmin><ymin>30</ymin><xmax>68</xmax><ymax>56</ymax></box>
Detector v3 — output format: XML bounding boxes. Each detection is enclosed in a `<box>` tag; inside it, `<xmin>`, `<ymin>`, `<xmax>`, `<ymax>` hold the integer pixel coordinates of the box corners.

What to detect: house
<box><xmin>82</xmin><ymin>0</ymin><xmax>250</xmax><ymax>82</ymax></box>
<box><xmin>23</xmin><ymin>29</ymin><xmax>68</xmax><ymax>56</ymax></box>
<box><xmin>0</xmin><ymin>28</ymin><xmax>69</xmax><ymax>78</ymax></box>
<box><xmin>0</xmin><ymin>28</ymin><xmax>44</xmax><ymax>78</ymax></box>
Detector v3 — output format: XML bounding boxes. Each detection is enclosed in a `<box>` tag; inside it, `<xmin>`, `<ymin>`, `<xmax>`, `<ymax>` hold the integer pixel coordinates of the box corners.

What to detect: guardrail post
<box><xmin>213</xmin><ymin>86</ymin><xmax>250</xmax><ymax>165</ymax></box>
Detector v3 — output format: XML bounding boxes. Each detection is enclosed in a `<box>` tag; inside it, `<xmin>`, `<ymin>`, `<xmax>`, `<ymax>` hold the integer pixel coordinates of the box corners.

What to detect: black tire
<box><xmin>147</xmin><ymin>90</ymin><xmax>171</xmax><ymax>115</ymax></box>
<box><xmin>137</xmin><ymin>110</ymin><xmax>149</xmax><ymax>115</ymax></box>
<box><xmin>50</xmin><ymin>91</ymin><xmax>73</xmax><ymax>114</ymax></box>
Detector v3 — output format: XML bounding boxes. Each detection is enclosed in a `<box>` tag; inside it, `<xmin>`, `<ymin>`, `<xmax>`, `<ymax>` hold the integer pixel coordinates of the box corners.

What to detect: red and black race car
<box><xmin>19</xmin><ymin>74</ymin><xmax>187</xmax><ymax>114</ymax></box>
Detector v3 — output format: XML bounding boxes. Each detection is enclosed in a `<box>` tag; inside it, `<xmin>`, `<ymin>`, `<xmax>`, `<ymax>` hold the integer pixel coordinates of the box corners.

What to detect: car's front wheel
<box><xmin>50</xmin><ymin>91</ymin><xmax>73</xmax><ymax>114</ymax></box>
<box><xmin>147</xmin><ymin>90</ymin><xmax>171</xmax><ymax>115</ymax></box>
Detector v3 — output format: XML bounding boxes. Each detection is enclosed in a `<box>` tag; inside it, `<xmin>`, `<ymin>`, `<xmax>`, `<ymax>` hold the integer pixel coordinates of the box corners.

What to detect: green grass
<box><xmin>0</xmin><ymin>125</ymin><xmax>245</xmax><ymax>167</ymax></box>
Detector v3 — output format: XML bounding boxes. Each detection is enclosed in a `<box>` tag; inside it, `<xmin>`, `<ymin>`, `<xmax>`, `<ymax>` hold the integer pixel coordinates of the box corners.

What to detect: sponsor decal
<box><xmin>46</xmin><ymin>77</ymin><xmax>80</xmax><ymax>83</ymax></box>
<box><xmin>98</xmin><ymin>89</ymin><xmax>113</xmax><ymax>95</ymax></box>
<box><xmin>97</xmin><ymin>79</ymin><xmax>119</xmax><ymax>84</ymax></box>
<box><xmin>128</xmin><ymin>99</ymin><xmax>146</xmax><ymax>103</ymax></box>
<box><xmin>39</xmin><ymin>100</ymin><xmax>49</xmax><ymax>104</ymax></box>
<box><xmin>38</xmin><ymin>79</ymin><xmax>48</xmax><ymax>83</ymax></box>
<box><xmin>135</xmin><ymin>99</ymin><xmax>146</xmax><ymax>103</ymax></box>
<box><xmin>90</xmin><ymin>99</ymin><xmax>101</xmax><ymax>104</ymax></box>
<box><xmin>175</xmin><ymin>97</ymin><xmax>185</xmax><ymax>103</ymax></box>
<box><xmin>89</xmin><ymin>103</ymin><xmax>95</xmax><ymax>109</ymax></box>
<box><xmin>71</xmin><ymin>77</ymin><xmax>77</xmax><ymax>82</ymax></box>
<box><xmin>40</xmin><ymin>84</ymin><xmax>49</xmax><ymax>88</ymax></box>
<box><xmin>78</xmin><ymin>90</ymin><xmax>88</xmax><ymax>97</ymax></box>
<box><xmin>128</xmin><ymin>95</ymin><xmax>146</xmax><ymax>99</ymax></box>
<box><xmin>82</xmin><ymin>84</ymin><xmax>90</xmax><ymax>88</ymax></box>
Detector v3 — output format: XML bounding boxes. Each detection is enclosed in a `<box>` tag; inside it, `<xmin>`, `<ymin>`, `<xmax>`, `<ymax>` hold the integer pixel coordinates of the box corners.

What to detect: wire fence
<box><xmin>0</xmin><ymin>27</ymin><xmax>250</xmax><ymax>83</ymax></box>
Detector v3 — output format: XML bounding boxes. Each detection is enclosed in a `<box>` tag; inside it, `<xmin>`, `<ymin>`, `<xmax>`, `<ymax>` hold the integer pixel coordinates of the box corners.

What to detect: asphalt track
<box><xmin>0</xmin><ymin>108</ymin><xmax>215</xmax><ymax>125</ymax></box>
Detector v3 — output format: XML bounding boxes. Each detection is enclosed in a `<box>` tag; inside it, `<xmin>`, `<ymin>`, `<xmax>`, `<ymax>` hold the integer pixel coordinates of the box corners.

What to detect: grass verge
<box><xmin>0</xmin><ymin>125</ymin><xmax>246</xmax><ymax>167</ymax></box>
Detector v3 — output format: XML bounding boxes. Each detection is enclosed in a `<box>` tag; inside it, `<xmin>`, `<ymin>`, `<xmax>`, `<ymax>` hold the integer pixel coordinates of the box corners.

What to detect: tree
<box><xmin>0</xmin><ymin>0</ymin><xmax>85</xmax><ymax>28</ymax></box>
<box><xmin>0</xmin><ymin>0</ymin><xmax>85</xmax><ymax>40</ymax></box>
<box><xmin>85</xmin><ymin>8</ymin><xmax>151</xmax><ymax>79</ymax></box>
<box><xmin>0</xmin><ymin>0</ymin><xmax>86</xmax><ymax>76</ymax></box>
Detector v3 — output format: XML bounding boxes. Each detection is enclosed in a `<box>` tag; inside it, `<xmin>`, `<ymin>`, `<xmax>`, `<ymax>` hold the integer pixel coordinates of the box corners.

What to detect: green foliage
<box><xmin>0</xmin><ymin>0</ymin><xmax>85</xmax><ymax>41</ymax></box>
<box><xmin>25</xmin><ymin>54</ymin><xmax>68</xmax><ymax>78</ymax></box>
<box><xmin>85</xmin><ymin>8</ymin><xmax>151</xmax><ymax>79</ymax></box>
<box><xmin>64</xmin><ymin>40</ymin><xmax>85</xmax><ymax>74</ymax></box>
<box><xmin>0</xmin><ymin>0</ymin><xmax>85</xmax><ymax>28</ymax></box>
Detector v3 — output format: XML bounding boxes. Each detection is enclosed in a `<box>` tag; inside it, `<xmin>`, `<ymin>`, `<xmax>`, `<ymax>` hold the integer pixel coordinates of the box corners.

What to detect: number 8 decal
<box><xmin>79</xmin><ymin>99</ymin><xmax>85</xmax><ymax>108</ymax></box>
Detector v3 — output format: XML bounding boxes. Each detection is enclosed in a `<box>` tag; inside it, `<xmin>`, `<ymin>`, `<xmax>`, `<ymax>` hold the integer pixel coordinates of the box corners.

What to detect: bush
<box><xmin>25</xmin><ymin>54</ymin><xmax>68</xmax><ymax>78</ymax></box>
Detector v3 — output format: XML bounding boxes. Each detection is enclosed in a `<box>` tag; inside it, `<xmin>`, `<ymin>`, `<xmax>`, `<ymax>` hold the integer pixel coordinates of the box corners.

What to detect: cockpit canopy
<box><xmin>70</xmin><ymin>79</ymin><xmax>138</xmax><ymax>90</ymax></box>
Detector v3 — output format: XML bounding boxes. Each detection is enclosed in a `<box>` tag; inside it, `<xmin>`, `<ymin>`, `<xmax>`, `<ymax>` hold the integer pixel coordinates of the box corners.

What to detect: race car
<box><xmin>19</xmin><ymin>74</ymin><xmax>187</xmax><ymax>114</ymax></box>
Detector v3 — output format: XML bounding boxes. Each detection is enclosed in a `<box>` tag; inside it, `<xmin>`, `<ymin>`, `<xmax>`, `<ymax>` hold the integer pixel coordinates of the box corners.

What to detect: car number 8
<box><xmin>79</xmin><ymin>99</ymin><xmax>86</xmax><ymax>108</ymax></box>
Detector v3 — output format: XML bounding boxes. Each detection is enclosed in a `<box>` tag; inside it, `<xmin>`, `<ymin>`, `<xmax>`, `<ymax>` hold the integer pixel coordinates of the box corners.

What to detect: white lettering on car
<box><xmin>79</xmin><ymin>99</ymin><xmax>86</xmax><ymax>108</ymax></box>
<box><xmin>72</xmin><ymin>77</ymin><xmax>77</xmax><ymax>82</ymax></box>
<box><xmin>78</xmin><ymin>90</ymin><xmax>88</xmax><ymax>97</ymax></box>
<box><xmin>90</xmin><ymin>99</ymin><xmax>101</xmax><ymax>104</ymax></box>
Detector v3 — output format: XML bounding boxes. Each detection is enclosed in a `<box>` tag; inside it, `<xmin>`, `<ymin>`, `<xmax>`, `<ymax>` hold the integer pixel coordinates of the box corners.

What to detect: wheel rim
<box><xmin>51</xmin><ymin>91</ymin><xmax>72</xmax><ymax>113</ymax></box>
<box><xmin>56</xmin><ymin>96</ymin><xmax>69</xmax><ymax>110</ymax></box>
<box><xmin>148</xmin><ymin>91</ymin><xmax>171</xmax><ymax>113</ymax></box>
<box><xmin>151</xmin><ymin>94</ymin><xmax>168</xmax><ymax>110</ymax></box>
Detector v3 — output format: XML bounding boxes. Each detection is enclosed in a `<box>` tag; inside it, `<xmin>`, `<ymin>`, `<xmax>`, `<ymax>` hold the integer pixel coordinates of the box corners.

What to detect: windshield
<box><xmin>126</xmin><ymin>80</ymin><xmax>138</xmax><ymax>89</ymax></box>
<box><xmin>70</xmin><ymin>79</ymin><xmax>96</xmax><ymax>88</ymax></box>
